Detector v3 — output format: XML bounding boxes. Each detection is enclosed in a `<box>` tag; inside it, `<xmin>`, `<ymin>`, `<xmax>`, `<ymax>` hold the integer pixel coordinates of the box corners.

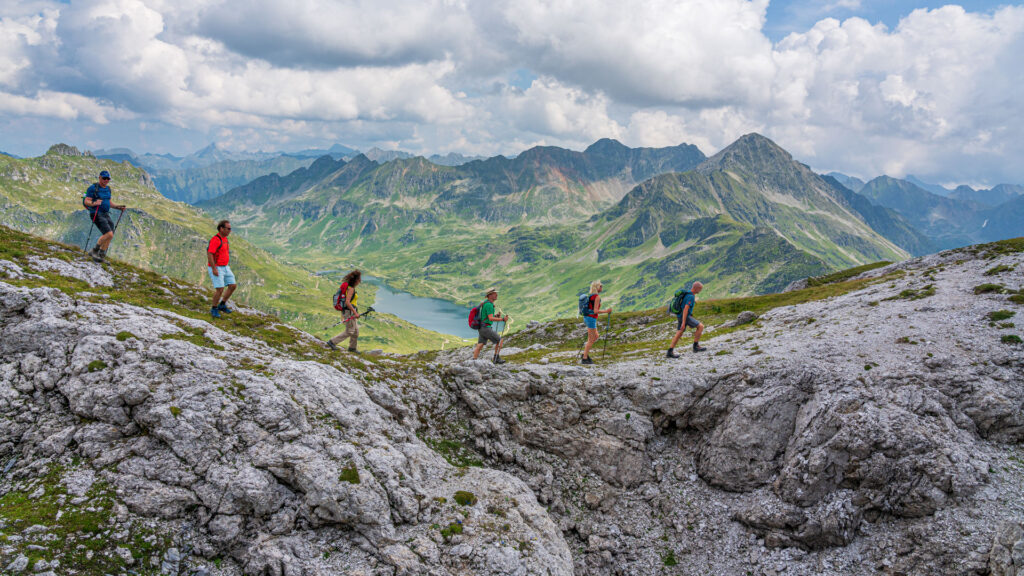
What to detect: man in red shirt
<box><xmin>207</xmin><ymin>220</ymin><xmax>236</xmax><ymax>318</ymax></box>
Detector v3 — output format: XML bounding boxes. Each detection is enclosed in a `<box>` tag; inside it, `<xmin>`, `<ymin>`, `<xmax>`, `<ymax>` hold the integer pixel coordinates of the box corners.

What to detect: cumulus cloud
<box><xmin>1</xmin><ymin>1</ymin><xmax>1023</xmax><ymax>184</ymax></box>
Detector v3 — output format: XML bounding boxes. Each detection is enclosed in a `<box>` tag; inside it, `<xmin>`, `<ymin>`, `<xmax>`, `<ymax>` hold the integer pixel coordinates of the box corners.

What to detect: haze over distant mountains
<box><xmin>94</xmin><ymin>143</ymin><xmax>487</xmax><ymax>203</ymax></box>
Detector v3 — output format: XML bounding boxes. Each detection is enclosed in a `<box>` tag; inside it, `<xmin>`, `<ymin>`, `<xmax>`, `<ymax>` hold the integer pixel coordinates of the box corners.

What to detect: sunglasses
<box><xmin>100</xmin><ymin>177</ymin><xmax>110</xmax><ymax>181</ymax></box>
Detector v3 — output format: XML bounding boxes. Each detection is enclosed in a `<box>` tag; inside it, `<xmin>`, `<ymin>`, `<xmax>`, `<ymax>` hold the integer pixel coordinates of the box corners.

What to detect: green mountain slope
<box><xmin>859</xmin><ymin>176</ymin><xmax>986</xmax><ymax>249</ymax></box>
<box><xmin>205</xmin><ymin>135</ymin><xmax>908</xmax><ymax>322</ymax></box>
<box><xmin>0</xmin><ymin>145</ymin><xmax>453</xmax><ymax>353</ymax></box>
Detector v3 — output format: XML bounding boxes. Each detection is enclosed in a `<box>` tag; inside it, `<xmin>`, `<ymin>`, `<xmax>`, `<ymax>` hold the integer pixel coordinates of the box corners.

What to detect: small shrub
<box><xmin>1002</xmin><ymin>335</ymin><xmax>1023</xmax><ymax>344</ymax></box>
<box><xmin>974</xmin><ymin>283</ymin><xmax>1006</xmax><ymax>295</ymax></box>
<box><xmin>985</xmin><ymin>264</ymin><xmax>1014</xmax><ymax>276</ymax></box>
<box><xmin>454</xmin><ymin>491</ymin><xmax>477</xmax><ymax>506</ymax></box>
<box><xmin>868</xmin><ymin>300</ymin><xmax>879</xmax><ymax>306</ymax></box>
<box><xmin>989</xmin><ymin>310</ymin><xmax>1016</xmax><ymax>322</ymax></box>
<box><xmin>115</xmin><ymin>331</ymin><xmax>136</xmax><ymax>342</ymax></box>
<box><xmin>714</xmin><ymin>350</ymin><xmax>732</xmax><ymax>356</ymax></box>
<box><xmin>888</xmin><ymin>284</ymin><xmax>936</xmax><ymax>301</ymax></box>
<box><xmin>87</xmin><ymin>360</ymin><xmax>107</xmax><ymax>372</ymax></box>
<box><xmin>338</xmin><ymin>464</ymin><xmax>360</xmax><ymax>484</ymax></box>
<box><xmin>663</xmin><ymin>549</ymin><xmax>679</xmax><ymax>567</ymax></box>
<box><xmin>439</xmin><ymin>522</ymin><xmax>463</xmax><ymax>541</ymax></box>
<box><xmin>169</xmin><ymin>406</ymin><xmax>181</xmax><ymax>417</ymax></box>
<box><xmin>1010</xmin><ymin>294</ymin><xmax>1024</xmax><ymax>305</ymax></box>
<box><xmin>895</xmin><ymin>336</ymin><xmax>918</xmax><ymax>345</ymax></box>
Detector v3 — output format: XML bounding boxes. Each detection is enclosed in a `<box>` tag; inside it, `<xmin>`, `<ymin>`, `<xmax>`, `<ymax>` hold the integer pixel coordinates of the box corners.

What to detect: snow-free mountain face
<box><xmin>202</xmin><ymin>134</ymin><xmax>916</xmax><ymax>320</ymax></box>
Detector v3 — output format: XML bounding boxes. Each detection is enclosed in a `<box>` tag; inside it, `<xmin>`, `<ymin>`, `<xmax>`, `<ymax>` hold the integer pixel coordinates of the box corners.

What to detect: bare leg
<box><xmin>221</xmin><ymin>283</ymin><xmax>237</xmax><ymax>304</ymax></box>
<box><xmin>98</xmin><ymin>231</ymin><xmax>114</xmax><ymax>250</ymax></box>
<box><xmin>472</xmin><ymin>343</ymin><xmax>484</xmax><ymax>359</ymax></box>
<box><xmin>693</xmin><ymin>323</ymin><xmax>704</xmax><ymax>343</ymax></box>
<box><xmin>211</xmin><ymin>287</ymin><xmax>224</xmax><ymax>309</ymax></box>
<box><xmin>669</xmin><ymin>328</ymin><xmax>685</xmax><ymax>349</ymax></box>
<box><xmin>583</xmin><ymin>328</ymin><xmax>599</xmax><ymax>358</ymax></box>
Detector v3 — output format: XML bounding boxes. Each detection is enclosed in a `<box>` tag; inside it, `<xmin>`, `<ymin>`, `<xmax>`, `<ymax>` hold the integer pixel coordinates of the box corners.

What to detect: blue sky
<box><xmin>765</xmin><ymin>0</ymin><xmax>1015</xmax><ymax>40</ymax></box>
<box><xmin>1</xmin><ymin>1</ymin><xmax>1023</xmax><ymax>186</ymax></box>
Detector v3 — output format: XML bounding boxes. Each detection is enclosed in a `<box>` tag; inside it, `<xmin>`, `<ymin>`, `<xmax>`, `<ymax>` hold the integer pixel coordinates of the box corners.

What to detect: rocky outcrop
<box><xmin>2</xmin><ymin>237</ymin><xmax>1023</xmax><ymax>575</ymax></box>
<box><xmin>1</xmin><ymin>278</ymin><xmax>572</xmax><ymax>575</ymax></box>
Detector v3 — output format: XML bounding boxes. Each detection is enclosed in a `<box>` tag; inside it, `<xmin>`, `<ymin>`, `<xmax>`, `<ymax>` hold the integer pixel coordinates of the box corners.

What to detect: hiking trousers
<box><xmin>330</xmin><ymin>309</ymin><xmax>359</xmax><ymax>348</ymax></box>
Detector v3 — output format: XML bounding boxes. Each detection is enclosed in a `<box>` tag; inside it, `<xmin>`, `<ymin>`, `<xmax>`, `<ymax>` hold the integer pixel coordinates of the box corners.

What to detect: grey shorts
<box><xmin>478</xmin><ymin>326</ymin><xmax>501</xmax><ymax>344</ymax></box>
<box><xmin>677</xmin><ymin>314</ymin><xmax>701</xmax><ymax>330</ymax></box>
<box><xmin>93</xmin><ymin>211</ymin><xmax>114</xmax><ymax>235</ymax></box>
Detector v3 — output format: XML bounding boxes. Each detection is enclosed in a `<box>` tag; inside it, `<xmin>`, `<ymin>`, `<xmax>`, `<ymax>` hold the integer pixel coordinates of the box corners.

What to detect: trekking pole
<box><xmin>106</xmin><ymin>208</ymin><xmax>125</xmax><ymax>257</ymax></box>
<box><xmin>326</xmin><ymin>306</ymin><xmax>375</xmax><ymax>330</ymax></box>
<box><xmin>603</xmin><ymin>310</ymin><xmax>612</xmax><ymax>358</ymax></box>
<box><xmin>83</xmin><ymin>205</ymin><xmax>99</xmax><ymax>252</ymax></box>
<box><xmin>493</xmin><ymin>312</ymin><xmax>511</xmax><ymax>362</ymax></box>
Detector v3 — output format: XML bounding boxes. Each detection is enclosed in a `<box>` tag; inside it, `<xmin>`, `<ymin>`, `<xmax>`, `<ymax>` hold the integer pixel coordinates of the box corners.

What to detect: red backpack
<box><xmin>468</xmin><ymin>301</ymin><xmax>486</xmax><ymax>329</ymax></box>
<box><xmin>333</xmin><ymin>282</ymin><xmax>349</xmax><ymax>311</ymax></box>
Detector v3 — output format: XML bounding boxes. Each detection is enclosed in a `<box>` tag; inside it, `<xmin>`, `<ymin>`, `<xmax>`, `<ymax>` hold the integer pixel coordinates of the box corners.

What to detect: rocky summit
<box><xmin>1</xmin><ymin>228</ymin><xmax>1023</xmax><ymax>575</ymax></box>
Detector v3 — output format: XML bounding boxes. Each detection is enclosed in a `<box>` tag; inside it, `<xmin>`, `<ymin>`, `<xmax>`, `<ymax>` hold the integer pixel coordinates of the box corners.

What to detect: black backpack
<box><xmin>578</xmin><ymin>293</ymin><xmax>596</xmax><ymax>317</ymax></box>
<box><xmin>668</xmin><ymin>289</ymin><xmax>690</xmax><ymax>315</ymax></box>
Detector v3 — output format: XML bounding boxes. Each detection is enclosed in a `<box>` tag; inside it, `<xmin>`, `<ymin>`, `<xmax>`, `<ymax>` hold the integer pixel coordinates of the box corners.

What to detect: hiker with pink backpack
<box><xmin>469</xmin><ymin>287</ymin><xmax>509</xmax><ymax>364</ymax></box>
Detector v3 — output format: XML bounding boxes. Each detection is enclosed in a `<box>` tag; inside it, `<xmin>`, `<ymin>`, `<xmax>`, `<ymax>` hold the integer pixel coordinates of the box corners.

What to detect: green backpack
<box><xmin>668</xmin><ymin>289</ymin><xmax>690</xmax><ymax>315</ymax></box>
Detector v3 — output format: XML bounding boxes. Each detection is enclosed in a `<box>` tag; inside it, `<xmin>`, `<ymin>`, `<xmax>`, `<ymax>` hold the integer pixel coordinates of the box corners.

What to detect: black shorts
<box><xmin>92</xmin><ymin>211</ymin><xmax>114</xmax><ymax>235</ymax></box>
<box><xmin>677</xmin><ymin>314</ymin><xmax>701</xmax><ymax>330</ymax></box>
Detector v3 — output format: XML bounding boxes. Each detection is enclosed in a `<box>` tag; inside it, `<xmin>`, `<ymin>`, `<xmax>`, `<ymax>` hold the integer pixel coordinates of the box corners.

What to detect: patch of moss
<box><xmin>169</xmin><ymin>406</ymin><xmax>182</xmax><ymax>417</ymax></box>
<box><xmin>895</xmin><ymin>336</ymin><xmax>918</xmax><ymax>345</ymax></box>
<box><xmin>1010</xmin><ymin>294</ymin><xmax>1024</xmax><ymax>305</ymax></box>
<box><xmin>989</xmin><ymin>310</ymin><xmax>1016</xmax><ymax>322</ymax></box>
<box><xmin>420</xmin><ymin>435</ymin><xmax>483</xmax><ymax>468</ymax></box>
<box><xmin>1002</xmin><ymin>335</ymin><xmax>1022</xmax><ymax>344</ymax></box>
<box><xmin>338</xmin><ymin>463</ymin><xmax>360</xmax><ymax>484</ymax></box>
<box><xmin>974</xmin><ymin>283</ymin><xmax>1007</xmax><ymax>295</ymax></box>
<box><xmin>886</xmin><ymin>284</ymin><xmax>935</xmax><ymax>301</ymax></box>
<box><xmin>663</xmin><ymin>549</ymin><xmax>679</xmax><ymax>566</ymax></box>
<box><xmin>115</xmin><ymin>331</ymin><xmax>136</xmax><ymax>342</ymax></box>
<box><xmin>454</xmin><ymin>491</ymin><xmax>477</xmax><ymax>506</ymax></box>
<box><xmin>985</xmin><ymin>264</ymin><xmax>1015</xmax><ymax>276</ymax></box>
<box><xmin>87</xmin><ymin>360</ymin><xmax>107</xmax><ymax>372</ymax></box>
<box><xmin>806</xmin><ymin>261</ymin><xmax>890</xmax><ymax>287</ymax></box>
<box><xmin>440</xmin><ymin>522</ymin><xmax>464</xmax><ymax>541</ymax></box>
<box><xmin>160</xmin><ymin>322</ymin><xmax>225</xmax><ymax>351</ymax></box>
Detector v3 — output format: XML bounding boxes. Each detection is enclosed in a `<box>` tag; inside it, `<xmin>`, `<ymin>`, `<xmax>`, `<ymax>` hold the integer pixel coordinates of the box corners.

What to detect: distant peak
<box><xmin>699</xmin><ymin>133</ymin><xmax>794</xmax><ymax>173</ymax></box>
<box><xmin>584</xmin><ymin>138</ymin><xmax>629</xmax><ymax>154</ymax></box>
<box><xmin>46</xmin><ymin>143</ymin><xmax>87</xmax><ymax>157</ymax></box>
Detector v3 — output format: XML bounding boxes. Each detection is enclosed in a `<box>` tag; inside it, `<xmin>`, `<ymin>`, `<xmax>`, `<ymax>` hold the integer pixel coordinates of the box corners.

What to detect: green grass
<box><xmin>985</xmin><ymin>264</ymin><xmax>1015</xmax><ymax>276</ymax></box>
<box><xmin>0</xmin><ymin>464</ymin><xmax>172</xmax><ymax>575</ymax></box>
<box><xmin>1002</xmin><ymin>335</ymin><xmax>1023</xmax><ymax>344</ymax></box>
<box><xmin>454</xmin><ymin>491</ymin><xmax>478</xmax><ymax>506</ymax></box>
<box><xmin>806</xmin><ymin>261</ymin><xmax>891</xmax><ymax>287</ymax></box>
<box><xmin>974</xmin><ymin>283</ymin><xmax>1007</xmax><ymax>295</ymax></box>
<box><xmin>886</xmin><ymin>284</ymin><xmax>935</xmax><ymax>301</ymax></box>
<box><xmin>989</xmin><ymin>310</ymin><xmax>1016</xmax><ymax>322</ymax></box>
<box><xmin>115</xmin><ymin>331</ymin><xmax>136</xmax><ymax>341</ymax></box>
<box><xmin>338</xmin><ymin>464</ymin><xmax>360</xmax><ymax>484</ymax></box>
<box><xmin>87</xmin><ymin>360</ymin><xmax>107</xmax><ymax>372</ymax></box>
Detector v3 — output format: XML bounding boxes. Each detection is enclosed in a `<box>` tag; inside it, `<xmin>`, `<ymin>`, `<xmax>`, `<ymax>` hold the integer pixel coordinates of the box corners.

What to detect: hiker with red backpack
<box><xmin>83</xmin><ymin>170</ymin><xmax>126</xmax><ymax>263</ymax></box>
<box><xmin>667</xmin><ymin>281</ymin><xmax>706</xmax><ymax>357</ymax></box>
<box><xmin>580</xmin><ymin>280</ymin><xmax>612</xmax><ymax>365</ymax></box>
<box><xmin>327</xmin><ymin>269</ymin><xmax>362</xmax><ymax>353</ymax></box>
<box><xmin>207</xmin><ymin>220</ymin><xmax>237</xmax><ymax>318</ymax></box>
<box><xmin>470</xmin><ymin>288</ymin><xmax>509</xmax><ymax>364</ymax></box>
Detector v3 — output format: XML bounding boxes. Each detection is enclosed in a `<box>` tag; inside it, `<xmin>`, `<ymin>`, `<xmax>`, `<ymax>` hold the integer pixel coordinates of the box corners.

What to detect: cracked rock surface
<box><xmin>2</xmin><ymin>241</ymin><xmax>1024</xmax><ymax>575</ymax></box>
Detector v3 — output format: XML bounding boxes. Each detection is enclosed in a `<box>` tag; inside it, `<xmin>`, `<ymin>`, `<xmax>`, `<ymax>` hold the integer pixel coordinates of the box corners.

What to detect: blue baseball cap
<box><xmin>99</xmin><ymin>170</ymin><xmax>111</xmax><ymax>180</ymax></box>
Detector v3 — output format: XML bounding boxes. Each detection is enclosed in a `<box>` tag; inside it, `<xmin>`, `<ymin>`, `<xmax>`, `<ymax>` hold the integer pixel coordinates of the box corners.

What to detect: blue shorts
<box><xmin>208</xmin><ymin>265</ymin><xmax>236</xmax><ymax>289</ymax></box>
<box><xmin>584</xmin><ymin>316</ymin><xmax>598</xmax><ymax>329</ymax></box>
<box><xmin>677</xmin><ymin>314</ymin><xmax>701</xmax><ymax>330</ymax></box>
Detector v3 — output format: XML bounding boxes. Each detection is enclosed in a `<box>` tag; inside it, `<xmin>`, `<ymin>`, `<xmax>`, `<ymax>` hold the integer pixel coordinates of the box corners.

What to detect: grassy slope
<box><xmin>0</xmin><ymin>152</ymin><xmax>450</xmax><ymax>353</ymax></box>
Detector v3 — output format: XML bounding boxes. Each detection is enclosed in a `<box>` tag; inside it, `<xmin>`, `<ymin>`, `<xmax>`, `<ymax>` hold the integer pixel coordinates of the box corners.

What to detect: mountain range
<box><xmin>202</xmin><ymin>134</ymin><xmax>926</xmax><ymax>319</ymax></box>
<box><xmin>0</xmin><ymin>144</ymin><xmax>452</xmax><ymax>352</ymax></box>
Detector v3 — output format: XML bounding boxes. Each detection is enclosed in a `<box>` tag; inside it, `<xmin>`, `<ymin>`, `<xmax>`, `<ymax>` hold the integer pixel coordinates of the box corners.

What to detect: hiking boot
<box><xmin>693</xmin><ymin>343</ymin><xmax>707</xmax><ymax>353</ymax></box>
<box><xmin>210</xmin><ymin>307</ymin><xmax>221</xmax><ymax>319</ymax></box>
<box><xmin>89</xmin><ymin>247</ymin><xmax>104</xmax><ymax>263</ymax></box>
<box><xmin>666</xmin><ymin>349</ymin><xmax>680</xmax><ymax>358</ymax></box>
<box><xmin>493</xmin><ymin>356</ymin><xmax>506</xmax><ymax>365</ymax></box>
<box><xmin>99</xmin><ymin>248</ymin><xmax>108</xmax><ymax>261</ymax></box>
<box><xmin>581</xmin><ymin>357</ymin><xmax>595</xmax><ymax>365</ymax></box>
<box><xmin>326</xmin><ymin>341</ymin><xmax>337</xmax><ymax>351</ymax></box>
<box><xmin>217</xmin><ymin>302</ymin><xmax>233</xmax><ymax>314</ymax></box>
<box><xmin>348</xmin><ymin>347</ymin><xmax>360</xmax><ymax>355</ymax></box>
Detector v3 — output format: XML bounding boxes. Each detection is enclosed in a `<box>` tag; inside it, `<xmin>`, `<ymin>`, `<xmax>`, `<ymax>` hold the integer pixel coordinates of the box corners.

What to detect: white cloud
<box><xmin>1</xmin><ymin>1</ymin><xmax>1024</xmax><ymax>184</ymax></box>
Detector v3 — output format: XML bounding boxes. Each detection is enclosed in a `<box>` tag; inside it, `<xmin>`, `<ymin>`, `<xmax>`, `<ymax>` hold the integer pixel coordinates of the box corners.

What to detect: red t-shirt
<box><xmin>207</xmin><ymin>235</ymin><xmax>230</xmax><ymax>266</ymax></box>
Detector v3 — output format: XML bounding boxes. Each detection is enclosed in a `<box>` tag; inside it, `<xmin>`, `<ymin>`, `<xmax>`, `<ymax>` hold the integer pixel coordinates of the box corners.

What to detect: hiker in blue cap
<box><xmin>83</xmin><ymin>170</ymin><xmax>126</xmax><ymax>262</ymax></box>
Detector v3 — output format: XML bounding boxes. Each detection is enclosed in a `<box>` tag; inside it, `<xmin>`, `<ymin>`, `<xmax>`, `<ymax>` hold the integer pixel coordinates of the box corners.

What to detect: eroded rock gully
<box><xmin>2</xmin><ymin>243</ymin><xmax>1023</xmax><ymax>575</ymax></box>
